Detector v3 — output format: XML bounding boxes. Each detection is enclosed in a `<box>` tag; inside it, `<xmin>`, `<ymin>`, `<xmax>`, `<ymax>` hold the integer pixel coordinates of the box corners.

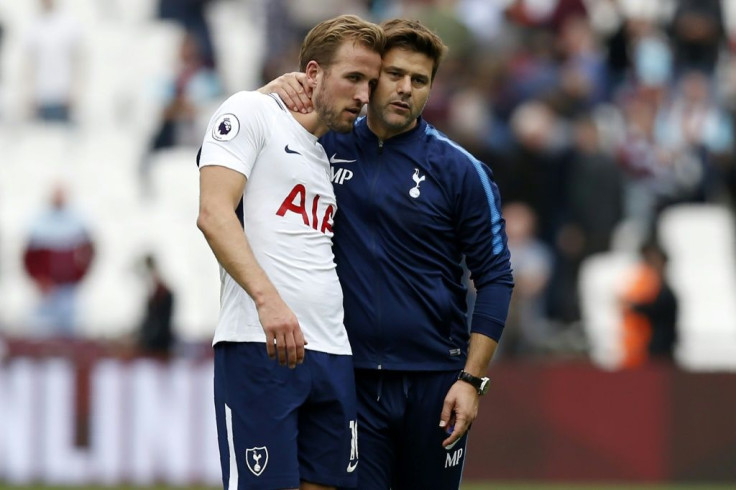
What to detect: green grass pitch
<box><xmin>1</xmin><ymin>482</ymin><xmax>733</xmax><ymax>490</ymax></box>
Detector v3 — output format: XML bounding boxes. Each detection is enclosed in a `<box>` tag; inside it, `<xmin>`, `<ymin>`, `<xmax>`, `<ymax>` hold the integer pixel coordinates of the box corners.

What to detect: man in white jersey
<box><xmin>196</xmin><ymin>15</ymin><xmax>384</xmax><ymax>490</ymax></box>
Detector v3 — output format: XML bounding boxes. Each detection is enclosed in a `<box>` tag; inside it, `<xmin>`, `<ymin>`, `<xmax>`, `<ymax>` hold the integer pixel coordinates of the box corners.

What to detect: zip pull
<box><xmin>378</xmin><ymin>139</ymin><xmax>383</xmax><ymax>154</ymax></box>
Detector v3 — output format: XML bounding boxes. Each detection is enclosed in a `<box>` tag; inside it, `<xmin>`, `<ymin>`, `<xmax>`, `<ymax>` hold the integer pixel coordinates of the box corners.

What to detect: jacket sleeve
<box><xmin>455</xmin><ymin>156</ymin><xmax>514</xmax><ymax>341</ymax></box>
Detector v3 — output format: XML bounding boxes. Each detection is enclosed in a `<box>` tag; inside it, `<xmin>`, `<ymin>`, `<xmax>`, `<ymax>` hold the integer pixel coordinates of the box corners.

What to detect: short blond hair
<box><xmin>299</xmin><ymin>14</ymin><xmax>385</xmax><ymax>72</ymax></box>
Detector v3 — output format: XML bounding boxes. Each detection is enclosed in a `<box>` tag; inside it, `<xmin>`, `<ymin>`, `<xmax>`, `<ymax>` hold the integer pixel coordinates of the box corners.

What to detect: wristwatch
<box><xmin>457</xmin><ymin>370</ymin><xmax>490</xmax><ymax>395</ymax></box>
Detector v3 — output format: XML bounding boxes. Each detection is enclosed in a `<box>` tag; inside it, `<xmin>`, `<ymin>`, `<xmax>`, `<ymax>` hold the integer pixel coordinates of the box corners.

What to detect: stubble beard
<box><xmin>371</xmin><ymin>100</ymin><xmax>413</xmax><ymax>136</ymax></box>
<box><xmin>314</xmin><ymin>83</ymin><xmax>354</xmax><ymax>133</ymax></box>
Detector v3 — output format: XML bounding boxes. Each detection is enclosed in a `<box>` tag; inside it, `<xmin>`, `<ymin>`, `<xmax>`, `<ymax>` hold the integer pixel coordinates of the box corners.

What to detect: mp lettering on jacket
<box><xmin>276</xmin><ymin>184</ymin><xmax>335</xmax><ymax>234</ymax></box>
<box><xmin>330</xmin><ymin>166</ymin><xmax>354</xmax><ymax>185</ymax></box>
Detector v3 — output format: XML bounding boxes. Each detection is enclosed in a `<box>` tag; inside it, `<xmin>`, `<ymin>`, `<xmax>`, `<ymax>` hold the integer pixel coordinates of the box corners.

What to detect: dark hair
<box><xmin>640</xmin><ymin>240</ymin><xmax>669</xmax><ymax>264</ymax></box>
<box><xmin>299</xmin><ymin>14</ymin><xmax>385</xmax><ymax>72</ymax></box>
<box><xmin>381</xmin><ymin>18</ymin><xmax>448</xmax><ymax>82</ymax></box>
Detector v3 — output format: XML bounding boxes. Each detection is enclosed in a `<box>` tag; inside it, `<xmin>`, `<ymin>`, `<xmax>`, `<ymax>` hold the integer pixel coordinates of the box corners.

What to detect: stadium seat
<box><xmin>657</xmin><ymin>204</ymin><xmax>736</xmax><ymax>371</ymax></box>
<box><xmin>578</xmin><ymin>251</ymin><xmax>636</xmax><ymax>370</ymax></box>
<box><xmin>146</xmin><ymin>147</ymin><xmax>220</xmax><ymax>340</ymax></box>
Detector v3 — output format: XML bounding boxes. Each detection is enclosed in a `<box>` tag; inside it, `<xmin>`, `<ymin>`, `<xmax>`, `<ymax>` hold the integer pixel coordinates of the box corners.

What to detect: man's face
<box><xmin>312</xmin><ymin>42</ymin><xmax>381</xmax><ymax>133</ymax></box>
<box><xmin>368</xmin><ymin>47</ymin><xmax>433</xmax><ymax>139</ymax></box>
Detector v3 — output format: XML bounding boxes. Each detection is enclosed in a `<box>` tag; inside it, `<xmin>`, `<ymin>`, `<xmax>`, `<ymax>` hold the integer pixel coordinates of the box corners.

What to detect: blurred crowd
<box><xmin>3</xmin><ymin>0</ymin><xmax>736</xmax><ymax>367</ymax></box>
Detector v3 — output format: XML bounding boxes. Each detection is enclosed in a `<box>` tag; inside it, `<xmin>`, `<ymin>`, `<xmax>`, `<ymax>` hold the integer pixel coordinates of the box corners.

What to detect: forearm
<box><xmin>197</xmin><ymin>205</ymin><xmax>278</xmax><ymax>307</ymax></box>
<box><xmin>470</xmin><ymin>282</ymin><xmax>513</xmax><ymax>341</ymax></box>
<box><xmin>463</xmin><ymin>332</ymin><xmax>498</xmax><ymax>378</ymax></box>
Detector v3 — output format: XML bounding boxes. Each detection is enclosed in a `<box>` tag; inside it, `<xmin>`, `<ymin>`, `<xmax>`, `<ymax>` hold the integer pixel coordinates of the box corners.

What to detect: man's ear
<box><xmin>304</xmin><ymin>60</ymin><xmax>321</xmax><ymax>88</ymax></box>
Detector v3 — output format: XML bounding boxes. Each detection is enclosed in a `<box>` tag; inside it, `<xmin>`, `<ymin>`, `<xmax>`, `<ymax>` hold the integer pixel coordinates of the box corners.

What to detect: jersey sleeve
<box><xmin>454</xmin><ymin>154</ymin><xmax>514</xmax><ymax>341</ymax></box>
<box><xmin>199</xmin><ymin>91</ymin><xmax>269</xmax><ymax>178</ymax></box>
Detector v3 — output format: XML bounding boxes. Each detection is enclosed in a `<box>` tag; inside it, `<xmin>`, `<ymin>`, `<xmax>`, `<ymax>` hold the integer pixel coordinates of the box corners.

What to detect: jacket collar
<box><xmin>355</xmin><ymin>116</ymin><xmax>427</xmax><ymax>145</ymax></box>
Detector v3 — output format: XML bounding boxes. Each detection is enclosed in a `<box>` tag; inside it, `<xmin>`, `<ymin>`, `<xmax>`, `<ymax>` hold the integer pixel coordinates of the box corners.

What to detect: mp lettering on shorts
<box><xmin>275</xmin><ymin>184</ymin><xmax>335</xmax><ymax>233</ymax></box>
<box><xmin>245</xmin><ymin>447</ymin><xmax>269</xmax><ymax>476</ymax></box>
<box><xmin>410</xmin><ymin>168</ymin><xmax>426</xmax><ymax>198</ymax></box>
<box><xmin>347</xmin><ymin>419</ymin><xmax>359</xmax><ymax>473</ymax></box>
<box><xmin>444</xmin><ymin>447</ymin><xmax>463</xmax><ymax>468</ymax></box>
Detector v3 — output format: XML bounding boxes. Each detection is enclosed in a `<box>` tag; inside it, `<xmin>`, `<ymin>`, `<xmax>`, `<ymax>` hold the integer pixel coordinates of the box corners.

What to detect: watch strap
<box><xmin>457</xmin><ymin>370</ymin><xmax>489</xmax><ymax>395</ymax></box>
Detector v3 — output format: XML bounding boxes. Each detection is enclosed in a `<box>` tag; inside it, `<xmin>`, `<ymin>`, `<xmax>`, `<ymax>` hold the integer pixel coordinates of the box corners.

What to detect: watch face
<box><xmin>479</xmin><ymin>378</ymin><xmax>490</xmax><ymax>395</ymax></box>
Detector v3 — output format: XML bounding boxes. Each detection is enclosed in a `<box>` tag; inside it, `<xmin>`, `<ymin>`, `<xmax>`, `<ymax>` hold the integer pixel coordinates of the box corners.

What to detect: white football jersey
<box><xmin>199</xmin><ymin>91</ymin><xmax>350</xmax><ymax>355</ymax></box>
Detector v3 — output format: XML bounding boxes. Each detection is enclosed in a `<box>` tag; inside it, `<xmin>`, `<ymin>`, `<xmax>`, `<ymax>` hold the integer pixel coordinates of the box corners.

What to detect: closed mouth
<box><xmin>391</xmin><ymin>101</ymin><xmax>410</xmax><ymax>110</ymax></box>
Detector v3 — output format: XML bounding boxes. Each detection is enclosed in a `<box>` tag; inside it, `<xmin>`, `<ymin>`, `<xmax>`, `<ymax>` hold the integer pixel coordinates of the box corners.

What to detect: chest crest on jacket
<box><xmin>409</xmin><ymin>168</ymin><xmax>426</xmax><ymax>198</ymax></box>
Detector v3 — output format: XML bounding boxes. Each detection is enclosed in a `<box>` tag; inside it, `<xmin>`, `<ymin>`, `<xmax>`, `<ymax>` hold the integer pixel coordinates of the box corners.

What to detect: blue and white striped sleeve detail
<box><xmin>425</xmin><ymin>126</ymin><xmax>505</xmax><ymax>255</ymax></box>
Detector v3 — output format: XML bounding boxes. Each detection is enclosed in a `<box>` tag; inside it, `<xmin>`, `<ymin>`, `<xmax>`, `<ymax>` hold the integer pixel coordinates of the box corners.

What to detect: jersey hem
<box><xmin>213</xmin><ymin>339</ymin><xmax>352</xmax><ymax>356</ymax></box>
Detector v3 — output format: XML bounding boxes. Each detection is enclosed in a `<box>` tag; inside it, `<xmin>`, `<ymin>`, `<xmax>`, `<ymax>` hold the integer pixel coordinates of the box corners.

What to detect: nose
<box><xmin>356</xmin><ymin>81</ymin><xmax>371</xmax><ymax>105</ymax></box>
<box><xmin>397</xmin><ymin>75</ymin><xmax>411</xmax><ymax>95</ymax></box>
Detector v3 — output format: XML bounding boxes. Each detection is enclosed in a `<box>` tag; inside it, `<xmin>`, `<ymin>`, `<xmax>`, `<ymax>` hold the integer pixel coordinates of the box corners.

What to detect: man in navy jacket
<box><xmin>266</xmin><ymin>18</ymin><xmax>513</xmax><ymax>490</ymax></box>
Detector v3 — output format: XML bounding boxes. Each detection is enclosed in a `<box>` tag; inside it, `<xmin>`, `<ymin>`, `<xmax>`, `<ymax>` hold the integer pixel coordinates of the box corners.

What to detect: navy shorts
<box><xmin>214</xmin><ymin>342</ymin><xmax>358</xmax><ymax>489</ymax></box>
<box><xmin>347</xmin><ymin>369</ymin><xmax>469</xmax><ymax>490</ymax></box>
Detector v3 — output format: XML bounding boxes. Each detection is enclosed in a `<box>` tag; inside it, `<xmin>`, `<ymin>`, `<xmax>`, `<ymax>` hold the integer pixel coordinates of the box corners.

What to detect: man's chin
<box><xmin>331</xmin><ymin>117</ymin><xmax>356</xmax><ymax>133</ymax></box>
<box><xmin>383</xmin><ymin>114</ymin><xmax>413</xmax><ymax>132</ymax></box>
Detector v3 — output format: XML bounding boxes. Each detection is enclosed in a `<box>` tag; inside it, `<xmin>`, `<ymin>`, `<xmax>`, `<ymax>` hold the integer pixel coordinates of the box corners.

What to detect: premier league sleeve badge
<box><xmin>213</xmin><ymin>113</ymin><xmax>240</xmax><ymax>142</ymax></box>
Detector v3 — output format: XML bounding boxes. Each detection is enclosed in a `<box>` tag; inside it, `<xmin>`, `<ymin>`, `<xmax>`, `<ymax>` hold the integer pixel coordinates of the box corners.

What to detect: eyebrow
<box><xmin>345</xmin><ymin>70</ymin><xmax>372</xmax><ymax>79</ymax></box>
<box><xmin>385</xmin><ymin>65</ymin><xmax>429</xmax><ymax>81</ymax></box>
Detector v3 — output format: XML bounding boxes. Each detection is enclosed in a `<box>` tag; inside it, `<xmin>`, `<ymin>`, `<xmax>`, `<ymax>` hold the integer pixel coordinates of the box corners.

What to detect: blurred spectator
<box><xmin>615</xmin><ymin>88</ymin><xmax>671</xmax><ymax>236</ymax></box>
<box><xmin>150</xmin><ymin>31</ymin><xmax>221</xmax><ymax>150</ymax></box>
<box><xmin>546</xmin><ymin>116</ymin><xmax>623</xmax><ymax>328</ymax></box>
<box><xmin>23</xmin><ymin>0</ymin><xmax>83</xmax><ymax>123</ymax></box>
<box><xmin>142</xmin><ymin>31</ymin><xmax>221</xmax><ymax>192</ymax></box>
<box><xmin>455</xmin><ymin>0</ymin><xmax>508</xmax><ymax>44</ymax></box>
<box><xmin>505</xmin><ymin>0</ymin><xmax>588</xmax><ymax>33</ymax></box>
<box><xmin>619</xmin><ymin>240</ymin><xmax>678</xmax><ymax>367</ymax></box>
<box><xmin>668</xmin><ymin>0</ymin><xmax>726</xmax><ymax>78</ymax></box>
<box><xmin>604</xmin><ymin>6</ymin><xmax>674</xmax><ymax>98</ymax></box>
<box><xmin>260</xmin><ymin>0</ymin><xmax>300</xmax><ymax>84</ymax></box>
<box><xmin>404</xmin><ymin>1</ymin><xmax>476</xmax><ymax>60</ymax></box>
<box><xmin>158</xmin><ymin>0</ymin><xmax>217</xmax><ymax>68</ymax></box>
<box><xmin>500</xmin><ymin>202</ymin><xmax>554</xmax><ymax>358</ymax></box>
<box><xmin>654</xmin><ymin>69</ymin><xmax>734</xmax><ymax>202</ymax></box>
<box><xmin>261</xmin><ymin>0</ymin><xmax>370</xmax><ymax>84</ymax></box>
<box><xmin>495</xmin><ymin>100</ymin><xmax>568</xmax><ymax>245</ymax></box>
<box><xmin>23</xmin><ymin>184</ymin><xmax>95</xmax><ymax>336</ymax></box>
<box><xmin>495</xmin><ymin>28</ymin><xmax>559</xmax><ymax>120</ymax></box>
<box><xmin>603</xmin><ymin>6</ymin><xmax>634</xmax><ymax>92</ymax></box>
<box><xmin>137</xmin><ymin>254</ymin><xmax>176</xmax><ymax>358</ymax></box>
<box><xmin>549</xmin><ymin>15</ymin><xmax>608</xmax><ymax>116</ymax></box>
<box><xmin>567</xmin><ymin>115</ymin><xmax>624</xmax><ymax>257</ymax></box>
<box><xmin>630</xmin><ymin>18</ymin><xmax>673</xmax><ymax>91</ymax></box>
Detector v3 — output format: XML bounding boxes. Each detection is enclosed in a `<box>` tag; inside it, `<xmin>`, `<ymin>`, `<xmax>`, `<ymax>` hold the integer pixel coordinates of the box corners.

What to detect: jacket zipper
<box><xmin>370</xmin><ymin>138</ymin><xmax>384</xmax><ymax>368</ymax></box>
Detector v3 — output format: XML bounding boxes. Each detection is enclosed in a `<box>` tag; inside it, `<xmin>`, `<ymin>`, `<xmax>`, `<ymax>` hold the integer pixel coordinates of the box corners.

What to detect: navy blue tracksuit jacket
<box><xmin>320</xmin><ymin>116</ymin><xmax>514</xmax><ymax>371</ymax></box>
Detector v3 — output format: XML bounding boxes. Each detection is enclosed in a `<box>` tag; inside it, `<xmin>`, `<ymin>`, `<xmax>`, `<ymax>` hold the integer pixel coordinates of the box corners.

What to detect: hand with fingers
<box><xmin>260</xmin><ymin>72</ymin><xmax>313</xmax><ymax>114</ymax></box>
<box><xmin>257</xmin><ymin>294</ymin><xmax>306</xmax><ymax>369</ymax></box>
<box><xmin>439</xmin><ymin>380</ymin><xmax>479</xmax><ymax>449</ymax></box>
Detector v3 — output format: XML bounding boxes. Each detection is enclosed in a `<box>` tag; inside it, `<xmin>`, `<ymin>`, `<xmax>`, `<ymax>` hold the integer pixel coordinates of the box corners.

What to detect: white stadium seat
<box><xmin>578</xmin><ymin>251</ymin><xmax>636</xmax><ymax>370</ymax></box>
<box><xmin>657</xmin><ymin>204</ymin><xmax>736</xmax><ymax>371</ymax></box>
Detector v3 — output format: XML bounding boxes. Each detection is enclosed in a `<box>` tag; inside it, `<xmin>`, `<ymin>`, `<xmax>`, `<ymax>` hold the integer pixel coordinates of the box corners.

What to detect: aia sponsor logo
<box><xmin>276</xmin><ymin>184</ymin><xmax>335</xmax><ymax>234</ymax></box>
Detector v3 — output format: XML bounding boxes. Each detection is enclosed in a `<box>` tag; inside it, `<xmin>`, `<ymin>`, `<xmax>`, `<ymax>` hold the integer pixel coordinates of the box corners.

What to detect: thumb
<box><xmin>439</xmin><ymin>396</ymin><xmax>454</xmax><ymax>429</ymax></box>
